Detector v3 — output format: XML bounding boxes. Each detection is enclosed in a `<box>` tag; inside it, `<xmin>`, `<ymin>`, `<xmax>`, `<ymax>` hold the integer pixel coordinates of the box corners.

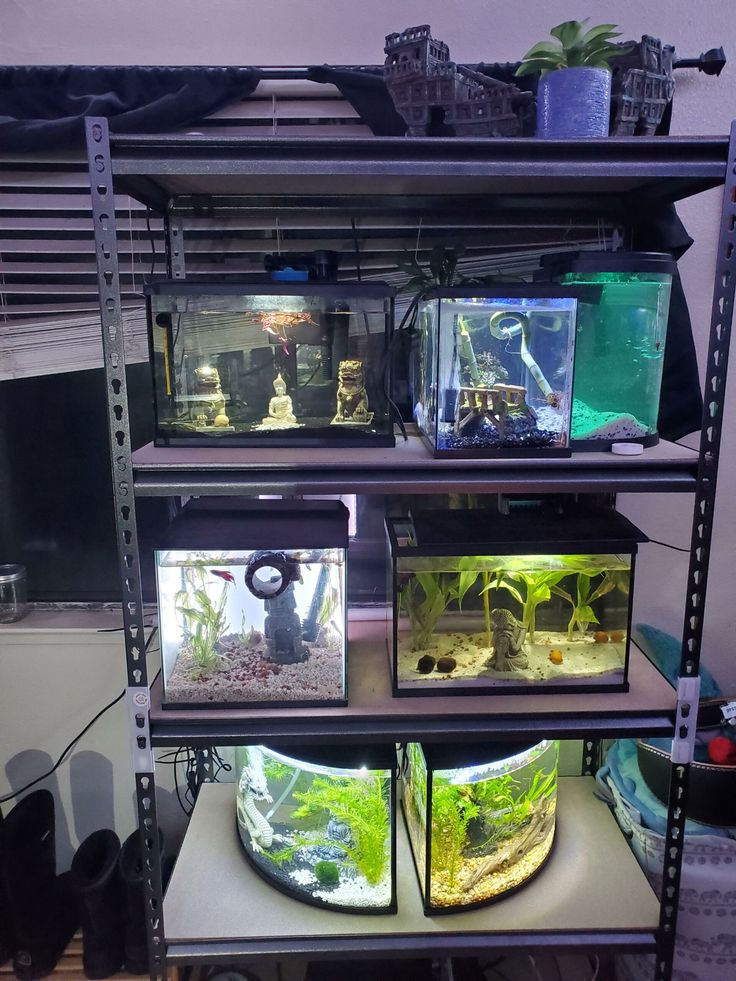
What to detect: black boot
<box><xmin>118</xmin><ymin>829</ymin><xmax>164</xmax><ymax>975</ymax></box>
<box><xmin>0</xmin><ymin>790</ymin><xmax>79</xmax><ymax>980</ymax></box>
<box><xmin>0</xmin><ymin>811</ymin><xmax>16</xmax><ymax>966</ymax></box>
<box><xmin>71</xmin><ymin>830</ymin><xmax>124</xmax><ymax>979</ymax></box>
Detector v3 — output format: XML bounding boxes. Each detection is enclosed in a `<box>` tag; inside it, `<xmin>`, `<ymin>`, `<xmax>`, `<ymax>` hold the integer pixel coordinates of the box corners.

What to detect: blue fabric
<box><xmin>597</xmin><ymin>739</ymin><xmax>735</xmax><ymax>838</ymax></box>
<box><xmin>633</xmin><ymin>623</ymin><xmax>722</xmax><ymax>697</ymax></box>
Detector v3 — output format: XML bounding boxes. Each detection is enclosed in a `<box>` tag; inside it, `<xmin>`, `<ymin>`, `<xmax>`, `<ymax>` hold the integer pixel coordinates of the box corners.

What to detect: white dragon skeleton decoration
<box><xmin>237</xmin><ymin>747</ymin><xmax>282</xmax><ymax>853</ymax></box>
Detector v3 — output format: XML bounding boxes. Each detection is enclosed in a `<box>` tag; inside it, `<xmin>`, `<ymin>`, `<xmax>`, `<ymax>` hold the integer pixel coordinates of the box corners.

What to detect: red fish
<box><xmin>210</xmin><ymin>570</ymin><xmax>235</xmax><ymax>584</ymax></box>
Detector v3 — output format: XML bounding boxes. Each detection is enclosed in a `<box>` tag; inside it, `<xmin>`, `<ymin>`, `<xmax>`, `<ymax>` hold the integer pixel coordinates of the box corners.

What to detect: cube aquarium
<box><xmin>155</xmin><ymin>500</ymin><xmax>348</xmax><ymax>708</ymax></box>
<box><xmin>401</xmin><ymin>740</ymin><xmax>559</xmax><ymax>912</ymax></box>
<box><xmin>235</xmin><ymin>744</ymin><xmax>397</xmax><ymax>913</ymax></box>
<box><xmin>145</xmin><ymin>281</ymin><xmax>395</xmax><ymax>447</ymax></box>
<box><xmin>386</xmin><ymin>505</ymin><xmax>646</xmax><ymax>695</ymax></box>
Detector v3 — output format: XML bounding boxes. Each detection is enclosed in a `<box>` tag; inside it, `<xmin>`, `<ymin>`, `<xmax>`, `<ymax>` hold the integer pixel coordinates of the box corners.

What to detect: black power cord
<box><xmin>0</xmin><ymin>627</ymin><xmax>159</xmax><ymax>807</ymax></box>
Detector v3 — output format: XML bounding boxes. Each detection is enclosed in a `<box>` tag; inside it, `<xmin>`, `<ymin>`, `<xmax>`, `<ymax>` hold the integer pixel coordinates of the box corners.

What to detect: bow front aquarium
<box><xmin>401</xmin><ymin>740</ymin><xmax>559</xmax><ymax>913</ymax></box>
<box><xmin>235</xmin><ymin>745</ymin><xmax>397</xmax><ymax>913</ymax></box>
<box><xmin>155</xmin><ymin>499</ymin><xmax>348</xmax><ymax>708</ymax></box>
<box><xmin>386</xmin><ymin>504</ymin><xmax>646</xmax><ymax>695</ymax></box>
<box><xmin>544</xmin><ymin>251</ymin><xmax>675</xmax><ymax>448</ymax></box>
<box><xmin>145</xmin><ymin>281</ymin><xmax>395</xmax><ymax>447</ymax></box>
<box><xmin>414</xmin><ymin>286</ymin><xmax>584</xmax><ymax>457</ymax></box>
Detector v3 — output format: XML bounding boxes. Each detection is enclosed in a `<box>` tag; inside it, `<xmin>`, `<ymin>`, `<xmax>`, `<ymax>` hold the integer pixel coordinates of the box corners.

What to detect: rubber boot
<box><xmin>118</xmin><ymin>829</ymin><xmax>164</xmax><ymax>975</ymax></box>
<box><xmin>0</xmin><ymin>811</ymin><xmax>16</xmax><ymax>966</ymax></box>
<box><xmin>0</xmin><ymin>790</ymin><xmax>79</xmax><ymax>980</ymax></box>
<box><xmin>70</xmin><ymin>830</ymin><xmax>124</xmax><ymax>979</ymax></box>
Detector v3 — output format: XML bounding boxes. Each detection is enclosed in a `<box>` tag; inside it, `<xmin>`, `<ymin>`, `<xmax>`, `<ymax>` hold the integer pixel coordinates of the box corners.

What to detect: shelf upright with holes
<box><xmin>85</xmin><ymin>113</ymin><xmax>736</xmax><ymax>981</ymax></box>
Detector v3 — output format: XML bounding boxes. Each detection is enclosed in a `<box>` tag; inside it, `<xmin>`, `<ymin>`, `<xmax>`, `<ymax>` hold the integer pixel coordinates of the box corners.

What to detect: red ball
<box><xmin>707</xmin><ymin>735</ymin><xmax>736</xmax><ymax>766</ymax></box>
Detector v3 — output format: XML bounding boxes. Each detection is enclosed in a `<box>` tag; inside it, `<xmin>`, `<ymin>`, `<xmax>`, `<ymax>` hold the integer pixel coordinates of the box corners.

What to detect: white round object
<box><xmin>611</xmin><ymin>441</ymin><xmax>644</xmax><ymax>456</ymax></box>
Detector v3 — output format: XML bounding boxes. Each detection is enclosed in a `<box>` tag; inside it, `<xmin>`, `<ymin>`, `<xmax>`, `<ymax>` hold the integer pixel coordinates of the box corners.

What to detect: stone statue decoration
<box><xmin>264</xmin><ymin>581</ymin><xmax>308</xmax><ymax>665</ymax></box>
<box><xmin>189</xmin><ymin>364</ymin><xmax>231</xmax><ymax>429</ymax></box>
<box><xmin>255</xmin><ymin>373</ymin><xmax>301</xmax><ymax>430</ymax></box>
<box><xmin>384</xmin><ymin>25</ymin><xmax>533</xmax><ymax>137</ymax></box>
<box><xmin>331</xmin><ymin>359</ymin><xmax>374</xmax><ymax>426</ymax></box>
<box><xmin>486</xmin><ymin>608</ymin><xmax>529</xmax><ymax>672</ymax></box>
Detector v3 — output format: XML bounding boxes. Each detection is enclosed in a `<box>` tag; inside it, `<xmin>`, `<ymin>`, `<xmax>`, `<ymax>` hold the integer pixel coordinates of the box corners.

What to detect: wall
<box><xmin>0</xmin><ymin>1</ymin><xmax>735</xmax><ymax>860</ymax></box>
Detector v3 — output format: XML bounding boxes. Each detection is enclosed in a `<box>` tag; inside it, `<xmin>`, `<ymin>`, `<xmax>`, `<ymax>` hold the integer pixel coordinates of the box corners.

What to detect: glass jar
<box><xmin>0</xmin><ymin>565</ymin><xmax>28</xmax><ymax>623</ymax></box>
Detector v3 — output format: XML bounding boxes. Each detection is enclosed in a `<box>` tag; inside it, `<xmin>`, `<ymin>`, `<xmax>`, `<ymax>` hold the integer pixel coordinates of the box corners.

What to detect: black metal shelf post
<box><xmin>85</xmin><ymin>114</ymin><xmax>736</xmax><ymax>981</ymax></box>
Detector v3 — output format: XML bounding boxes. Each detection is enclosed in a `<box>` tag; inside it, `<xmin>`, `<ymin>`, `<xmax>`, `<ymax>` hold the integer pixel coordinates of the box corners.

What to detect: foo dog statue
<box><xmin>190</xmin><ymin>365</ymin><xmax>230</xmax><ymax>428</ymax></box>
<box><xmin>331</xmin><ymin>359</ymin><xmax>374</xmax><ymax>426</ymax></box>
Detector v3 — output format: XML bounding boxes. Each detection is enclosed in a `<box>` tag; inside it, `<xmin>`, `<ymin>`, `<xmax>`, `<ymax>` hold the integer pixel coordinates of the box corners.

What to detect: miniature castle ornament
<box><xmin>331</xmin><ymin>359</ymin><xmax>374</xmax><ymax>426</ymax></box>
<box><xmin>255</xmin><ymin>373</ymin><xmax>301</xmax><ymax>430</ymax></box>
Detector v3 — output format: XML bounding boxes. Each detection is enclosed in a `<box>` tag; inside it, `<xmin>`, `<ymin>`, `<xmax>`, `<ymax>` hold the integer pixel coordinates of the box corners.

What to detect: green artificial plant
<box><xmin>515</xmin><ymin>20</ymin><xmax>632</xmax><ymax>76</ymax></box>
<box><xmin>174</xmin><ymin>567</ymin><xmax>230</xmax><ymax>679</ymax></box>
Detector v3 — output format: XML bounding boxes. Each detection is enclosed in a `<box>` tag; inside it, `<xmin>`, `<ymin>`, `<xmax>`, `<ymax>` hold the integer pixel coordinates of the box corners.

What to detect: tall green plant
<box><xmin>552</xmin><ymin>569</ymin><xmax>628</xmax><ymax>640</ymax></box>
<box><xmin>290</xmin><ymin>774</ymin><xmax>390</xmax><ymax>885</ymax></box>
<box><xmin>431</xmin><ymin>781</ymin><xmax>479</xmax><ymax>889</ymax></box>
<box><xmin>175</xmin><ymin>567</ymin><xmax>230</xmax><ymax>679</ymax></box>
<box><xmin>516</xmin><ymin>20</ymin><xmax>632</xmax><ymax>76</ymax></box>
<box><xmin>486</xmin><ymin>570</ymin><xmax>568</xmax><ymax>643</ymax></box>
<box><xmin>400</xmin><ymin>572</ymin><xmax>459</xmax><ymax>651</ymax></box>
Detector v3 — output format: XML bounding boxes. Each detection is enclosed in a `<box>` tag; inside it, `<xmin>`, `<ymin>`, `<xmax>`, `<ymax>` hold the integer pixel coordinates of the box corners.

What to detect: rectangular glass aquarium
<box><xmin>414</xmin><ymin>286</ymin><xmax>583</xmax><ymax>457</ymax></box>
<box><xmin>235</xmin><ymin>744</ymin><xmax>397</xmax><ymax>913</ymax></box>
<box><xmin>386</xmin><ymin>505</ymin><xmax>647</xmax><ymax>695</ymax></box>
<box><xmin>145</xmin><ymin>281</ymin><xmax>395</xmax><ymax>447</ymax></box>
<box><xmin>401</xmin><ymin>740</ymin><xmax>559</xmax><ymax>912</ymax></box>
<box><xmin>155</xmin><ymin>499</ymin><xmax>348</xmax><ymax>708</ymax></box>
<box><xmin>543</xmin><ymin>251</ymin><xmax>675</xmax><ymax>448</ymax></box>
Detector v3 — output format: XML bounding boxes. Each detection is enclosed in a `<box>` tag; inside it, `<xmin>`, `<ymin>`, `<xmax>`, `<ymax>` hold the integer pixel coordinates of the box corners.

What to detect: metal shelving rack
<box><xmin>85</xmin><ymin>114</ymin><xmax>736</xmax><ymax>981</ymax></box>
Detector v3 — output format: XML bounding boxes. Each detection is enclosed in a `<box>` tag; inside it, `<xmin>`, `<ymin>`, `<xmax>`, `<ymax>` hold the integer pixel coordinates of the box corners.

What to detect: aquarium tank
<box><xmin>543</xmin><ymin>251</ymin><xmax>675</xmax><ymax>448</ymax></box>
<box><xmin>386</xmin><ymin>504</ymin><xmax>647</xmax><ymax>695</ymax></box>
<box><xmin>145</xmin><ymin>281</ymin><xmax>395</xmax><ymax>447</ymax></box>
<box><xmin>235</xmin><ymin>744</ymin><xmax>396</xmax><ymax>913</ymax></box>
<box><xmin>401</xmin><ymin>740</ymin><xmax>559</xmax><ymax>912</ymax></box>
<box><xmin>155</xmin><ymin>499</ymin><xmax>348</xmax><ymax>708</ymax></box>
<box><xmin>414</xmin><ymin>286</ymin><xmax>583</xmax><ymax>457</ymax></box>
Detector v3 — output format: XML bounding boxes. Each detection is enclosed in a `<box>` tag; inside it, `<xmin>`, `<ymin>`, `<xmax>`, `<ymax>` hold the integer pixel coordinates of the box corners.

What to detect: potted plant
<box><xmin>516</xmin><ymin>19</ymin><xmax>632</xmax><ymax>138</ymax></box>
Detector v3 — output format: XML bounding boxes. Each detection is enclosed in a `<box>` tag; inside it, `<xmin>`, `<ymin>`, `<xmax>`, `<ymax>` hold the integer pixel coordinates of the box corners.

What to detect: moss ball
<box><xmin>436</xmin><ymin>655</ymin><xmax>457</xmax><ymax>673</ymax></box>
<box><xmin>314</xmin><ymin>860</ymin><xmax>340</xmax><ymax>886</ymax></box>
<box><xmin>609</xmin><ymin>630</ymin><xmax>625</xmax><ymax>643</ymax></box>
<box><xmin>416</xmin><ymin>654</ymin><xmax>436</xmax><ymax>674</ymax></box>
<box><xmin>593</xmin><ymin>631</ymin><xmax>609</xmax><ymax>644</ymax></box>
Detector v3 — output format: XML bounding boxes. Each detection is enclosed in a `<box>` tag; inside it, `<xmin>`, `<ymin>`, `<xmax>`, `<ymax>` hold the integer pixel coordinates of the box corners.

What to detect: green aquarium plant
<box><xmin>400</xmin><ymin>572</ymin><xmax>460</xmax><ymax>651</ymax></box>
<box><xmin>290</xmin><ymin>774</ymin><xmax>390</xmax><ymax>885</ymax></box>
<box><xmin>431</xmin><ymin>780</ymin><xmax>479</xmax><ymax>889</ymax></box>
<box><xmin>552</xmin><ymin>568</ymin><xmax>629</xmax><ymax>640</ymax></box>
<box><xmin>515</xmin><ymin>20</ymin><xmax>629</xmax><ymax>76</ymax></box>
<box><xmin>174</xmin><ymin>567</ymin><xmax>230</xmax><ymax>679</ymax></box>
<box><xmin>486</xmin><ymin>570</ymin><xmax>569</xmax><ymax>644</ymax></box>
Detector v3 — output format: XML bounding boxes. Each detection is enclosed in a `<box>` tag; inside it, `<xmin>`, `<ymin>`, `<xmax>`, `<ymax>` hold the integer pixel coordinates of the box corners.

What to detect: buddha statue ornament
<box><xmin>255</xmin><ymin>373</ymin><xmax>301</xmax><ymax>430</ymax></box>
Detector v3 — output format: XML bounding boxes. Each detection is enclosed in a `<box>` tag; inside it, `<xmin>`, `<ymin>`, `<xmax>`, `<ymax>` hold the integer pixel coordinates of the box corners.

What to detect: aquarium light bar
<box><xmin>442</xmin><ymin>740</ymin><xmax>550</xmax><ymax>785</ymax></box>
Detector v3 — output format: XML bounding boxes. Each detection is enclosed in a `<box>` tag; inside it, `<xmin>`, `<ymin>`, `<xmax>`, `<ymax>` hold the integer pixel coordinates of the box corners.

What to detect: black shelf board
<box><xmin>108</xmin><ymin>134</ymin><xmax>728</xmax><ymax>214</ymax></box>
<box><xmin>132</xmin><ymin>434</ymin><xmax>699</xmax><ymax>497</ymax></box>
<box><xmin>149</xmin><ymin>619</ymin><xmax>676</xmax><ymax>747</ymax></box>
<box><xmin>163</xmin><ymin>780</ymin><xmax>659</xmax><ymax>963</ymax></box>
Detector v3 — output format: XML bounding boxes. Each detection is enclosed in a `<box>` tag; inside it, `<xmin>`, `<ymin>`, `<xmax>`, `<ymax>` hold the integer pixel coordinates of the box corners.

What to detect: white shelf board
<box><xmin>163</xmin><ymin>779</ymin><xmax>659</xmax><ymax>962</ymax></box>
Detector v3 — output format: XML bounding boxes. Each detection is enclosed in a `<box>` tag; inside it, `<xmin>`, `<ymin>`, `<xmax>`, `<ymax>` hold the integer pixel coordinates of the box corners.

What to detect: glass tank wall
<box><xmin>386</xmin><ymin>506</ymin><xmax>646</xmax><ymax>695</ymax></box>
<box><xmin>146</xmin><ymin>281</ymin><xmax>395</xmax><ymax>447</ymax></box>
<box><xmin>235</xmin><ymin>745</ymin><xmax>396</xmax><ymax>913</ymax></box>
<box><xmin>414</xmin><ymin>287</ymin><xmax>579</xmax><ymax>457</ymax></box>
<box><xmin>544</xmin><ymin>252</ymin><xmax>675</xmax><ymax>448</ymax></box>
<box><xmin>401</xmin><ymin>740</ymin><xmax>559</xmax><ymax>912</ymax></box>
<box><xmin>156</xmin><ymin>500</ymin><xmax>348</xmax><ymax>708</ymax></box>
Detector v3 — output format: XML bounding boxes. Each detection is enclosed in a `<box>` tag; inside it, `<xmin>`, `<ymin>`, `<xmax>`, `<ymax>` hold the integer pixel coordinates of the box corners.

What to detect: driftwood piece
<box><xmin>460</xmin><ymin>800</ymin><xmax>555</xmax><ymax>892</ymax></box>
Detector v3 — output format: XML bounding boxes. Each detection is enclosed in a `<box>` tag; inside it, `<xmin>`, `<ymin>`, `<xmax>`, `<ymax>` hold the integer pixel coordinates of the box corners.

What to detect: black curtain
<box><xmin>0</xmin><ymin>65</ymin><xmax>261</xmax><ymax>151</ymax></box>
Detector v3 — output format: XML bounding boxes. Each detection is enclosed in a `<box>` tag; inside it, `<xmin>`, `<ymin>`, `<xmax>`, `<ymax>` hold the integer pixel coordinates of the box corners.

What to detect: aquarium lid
<box><xmin>418</xmin><ymin>283</ymin><xmax>600</xmax><ymax>302</ymax></box>
<box><xmin>144</xmin><ymin>278</ymin><xmax>395</xmax><ymax>299</ymax></box>
<box><xmin>417</xmin><ymin>739</ymin><xmax>548</xmax><ymax>772</ymax></box>
<box><xmin>159</xmin><ymin>499</ymin><xmax>349</xmax><ymax>550</ymax></box>
<box><xmin>260</xmin><ymin>743</ymin><xmax>396</xmax><ymax>773</ymax></box>
<box><xmin>389</xmin><ymin>505</ymin><xmax>647</xmax><ymax>556</ymax></box>
<box><xmin>541</xmin><ymin>251</ymin><xmax>677</xmax><ymax>277</ymax></box>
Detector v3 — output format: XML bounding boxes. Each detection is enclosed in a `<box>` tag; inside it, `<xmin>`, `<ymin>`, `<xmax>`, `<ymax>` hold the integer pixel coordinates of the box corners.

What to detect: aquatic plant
<box><xmin>314</xmin><ymin>860</ymin><xmax>340</xmax><ymax>886</ymax></box>
<box><xmin>261</xmin><ymin>755</ymin><xmax>293</xmax><ymax>783</ymax></box>
<box><xmin>552</xmin><ymin>569</ymin><xmax>628</xmax><ymax>640</ymax></box>
<box><xmin>290</xmin><ymin>774</ymin><xmax>390</xmax><ymax>885</ymax></box>
<box><xmin>400</xmin><ymin>572</ymin><xmax>460</xmax><ymax>651</ymax></box>
<box><xmin>487</xmin><ymin>570</ymin><xmax>569</xmax><ymax>644</ymax></box>
<box><xmin>515</xmin><ymin>20</ymin><xmax>631</xmax><ymax>76</ymax></box>
<box><xmin>174</xmin><ymin>567</ymin><xmax>229</xmax><ymax>679</ymax></box>
<box><xmin>431</xmin><ymin>780</ymin><xmax>479</xmax><ymax>889</ymax></box>
<box><xmin>239</xmin><ymin>613</ymin><xmax>261</xmax><ymax>648</ymax></box>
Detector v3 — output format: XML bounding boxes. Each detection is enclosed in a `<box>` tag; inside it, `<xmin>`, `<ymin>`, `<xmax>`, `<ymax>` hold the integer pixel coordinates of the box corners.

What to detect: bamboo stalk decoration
<box><xmin>457</xmin><ymin>316</ymin><xmax>482</xmax><ymax>386</ymax></box>
<box><xmin>482</xmin><ymin>570</ymin><xmax>492</xmax><ymax>649</ymax></box>
<box><xmin>489</xmin><ymin>311</ymin><xmax>553</xmax><ymax>399</ymax></box>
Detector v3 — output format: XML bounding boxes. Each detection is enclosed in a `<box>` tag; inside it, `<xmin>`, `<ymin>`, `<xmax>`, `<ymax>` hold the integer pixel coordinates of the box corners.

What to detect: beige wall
<box><xmin>1</xmin><ymin>0</ymin><xmax>735</xmax><ymax>689</ymax></box>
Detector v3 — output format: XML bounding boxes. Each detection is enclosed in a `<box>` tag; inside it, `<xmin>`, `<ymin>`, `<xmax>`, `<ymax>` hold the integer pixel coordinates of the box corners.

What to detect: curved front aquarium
<box><xmin>401</xmin><ymin>740</ymin><xmax>559</xmax><ymax>912</ymax></box>
<box><xmin>145</xmin><ymin>280</ymin><xmax>395</xmax><ymax>447</ymax></box>
<box><xmin>544</xmin><ymin>251</ymin><xmax>675</xmax><ymax>448</ymax></box>
<box><xmin>156</xmin><ymin>499</ymin><xmax>348</xmax><ymax>708</ymax></box>
<box><xmin>386</xmin><ymin>504</ymin><xmax>646</xmax><ymax>695</ymax></box>
<box><xmin>414</xmin><ymin>286</ymin><xmax>581</xmax><ymax>457</ymax></box>
<box><xmin>235</xmin><ymin>745</ymin><xmax>397</xmax><ymax>913</ymax></box>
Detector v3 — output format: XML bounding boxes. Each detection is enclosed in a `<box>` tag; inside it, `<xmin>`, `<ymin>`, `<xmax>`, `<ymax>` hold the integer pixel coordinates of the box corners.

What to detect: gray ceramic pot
<box><xmin>536</xmin><ymin>66</ymin><xmax>612</xmax><ymax>138</ymax></box>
